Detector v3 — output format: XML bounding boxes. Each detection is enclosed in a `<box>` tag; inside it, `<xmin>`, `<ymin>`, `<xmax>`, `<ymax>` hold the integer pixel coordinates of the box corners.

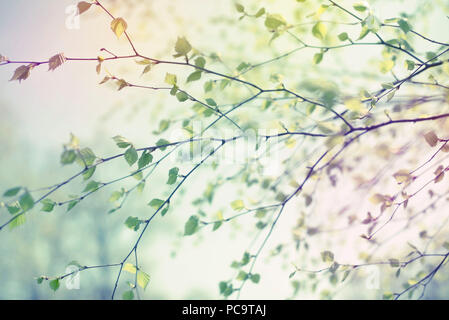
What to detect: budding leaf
<box><xmin>10</xmin><ymin>65</ymin><xmax>32</xmax><ymax>83</ymax></box>
<box><xmin>48</xmin><ymin>53</ymin><xmax>66</xmax><ymax>71</ymax></box>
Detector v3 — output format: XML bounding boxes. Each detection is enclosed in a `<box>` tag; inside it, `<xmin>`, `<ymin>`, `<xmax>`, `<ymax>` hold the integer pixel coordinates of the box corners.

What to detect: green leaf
<box><xmin>49</xmin><ymin>279</ymin><xmax>60</xmax><ymax>292</ymax></box>
<box><xmin>250</xmin><ymin>274</ymin><xmax>260</xmax><ymax>284</ymax></box>
<box><xmin>67</xmin><ymin>260</ymin><xmax>82</xmax><ymax>268</ymax></box>
<box><xmin>83</xmin><ymin>180</ymin><xmax>100</xmax><ymax>193</ymax></box>
<box><xmin>241</xmin><ymin>252</ymin><xmax>250</xmax><ymax>266</ymax></box>
<box><xmin>41</xmin><ymin>199</ymin><xmax>56</xmax><ymax>212</ymax></box>
<box><xmin>255</xmin><ymin>8</ymin><xmax>266</xmax><ymax>18</ymax></box>
<box><xmin>156</xmin><ymin>139</ymin><xmax>170</xmax><ymax>151</ymax></box>
<box><xmin>389</xmin><ymin>258</ymin><xmax>400</xmax><ymax>267</ymax></box>
<box><xmin>381</xmin><ymin>82</ymin><xmax>394</xmax><ymax>89</ymax></box>
<box><xmin>113</xmin><ymin>135</ymin><xmax>132</xmax><ymax>149</ymax></box>
<box><xmin>265</xmin><ymin>14</ymin><xmax>287</xmax><ymax>31</ymax></box>
<box><xmin>184</xmin><ymin>215</ymin><xmax>199</xmax><ymax>236</ymax></box>
<box><xmin>138</xmin><ymin>150</ymin><xmax>153</xmax><ymax>169</ymax></box>
<box><xmin>223</xmin><ymin>284</ymin><xmax>233</xmax><ymax>297</ymax></box>
<box><xmin>383</xmin><ymin>291</ymin><xmax>394</xmax><ymax>300</ymax></box>
<box><xmin>67</xmin><ymin>200</ymin><xmax>79</xmax><ymax>212</ymax></box>
<box><xmin>61</xmin><ymin>150</ymin><xmax>77</xmax><ymax>165</ymax></box>
<box><xmin>321</xmin><ymin>250</ymin><xmax>334</xmax><ymax>263</ymax></box>
<box><xmin>342</xmin><ymin>270</ymin><xmax>351</xmax><ymax>282</ymax></box>
<box><xmin>426</xmin><ymin>51</ymin><xmax>437</xmax><ymax>61</ymax></box>
<box><xmin>77</xmin><ymin>147</ymin><xmax>96</xmax><ymax>166</ymax></box>
<box><xmin>237</xmin><ymin>271</ymin><xmax>248</xmax><ymax>281</ymax></box>
<box><xmin>230</xmin><ymin>199</ymin><xmax>245</xmax><ymax>211</ymax></box>
<box><xmin>176</xmin><ymin>91</ymin><xmax>189</xmax><ymax>102</ymax></box>
<box><xmin>132</xmin><ymin>171</ymin><xmax>143</xmax><ymax>181</ymax></box>
<box><xmin>256</xmin><ymin>221</ymin><xmax>266</xmax><ymax>229</ymax></box>
<box><xmin>167</xmin><ymin>167</ymin><xmax>179</xmax><ymax>185</ymax></box>
<box><xmin>353</xmin><ymin>2</ymin><xmax>368</xmax><ymax>12</ymax></box>
<box><xmin>6</xmin><ymin>202</ymin><xmax>21</xmax><ymax>214</ymax></box>
<box><xmin>9</xmin><ymin>214</ymin><xmax>26</xmax><ymax>229</ymax></box>
<box><xmin>137</xmin><ymin>270</ymin><xmax>150</xmax><ymax>290</ymax></box>
<box><xmin>386</xmin><ymin>90</ymin><xmax>396</xmax><ymax>102</ymax></box>
<box><xmin>329</xmin><ymin>262</ymin><xmax>340</xmax><ymax>273</ymax></box>
<box><xmin>205</xmin><ymin>98</ymin><xmax>217</xmax><ymax>107</ymax></box>
<box><xmin>204</xmin><ymin>80</ymin><xmax>214</xmax><ymax>93</ymax></box>
<box><xmin>235</xmin><ymin>3</ymin><xmax>244</xmax><ymax>13</ymax></box>
<box><xmin>124</xmin><ymin>147</ymin><xmax>138</xmax><ymax>166</ymax></box>
<box><xmin>3</xmin><ymin>187</ymin><xmax>21</xmax><ymax>197</ymax></box>
<box><xmin>174</xmin><ymin>37</ymin><xmax>192</xmax><ymax>57</ymax></box>
<box><xmin>149</xmin><ymin>198</ymin><xmax>165</xmax><ymax>210</ymax></box>
<box><xmin>187</xmin><ymin>71</ymin><xmax>202</xmax><ymax>82</ymax></box>
<box><xmin>19</xmin><ymin>191</ymin><xmax>34</xmax><ymax>212</ymax></box>
<box><xmin>329</xmin><ymin>274</ymin><xmax>338</xmax><ymax>285</ymax></box>
<box><xmin>398</xmin><ymin>19</ymin><xmax>411</xmax><ymax>33</ymax></box>
<box><xmin>338</xmin><ymin>32</ymin><xmax>349</xmax><ymax>41</ymax></box>
<box><xmin>312</xmin><ymin>22</ymin><xmax>327</xmax><ymax>40</ymax></box>
<box><xmin>236</xmin><ymin>62</ymin><xmax>250</xmax><ymax>72</ymax></box>
<box><xmin>165</xmin><ymin>73</ymin><xmax>177</xmax><ymax>85</ymax></box>
<box><xmin>313</xmin><ymin>52</ymin><xmax>323</xmax><ymax>64</ymax></box>
<box><xmin>122</xmin><ymin>290</ymin><xmax>134</xmax><ymax>300</ymax></box>
<box><xmin>405</xmin><ymin>59</ymin><xmax>415</xmax><ymax>70</ymax></box>
<box><xmin>83</xmin><ymin>167</ymin><xmax>96</xmax><ymax>180</ymax></box>
<box><xmin>365</xmin><ymin>14</ymin><xmax>381</xmax><ymax>32</ymax></box>
<box><xmin>195</xmin><ymin>57</ymin><xmax>206</xmax><ymax>68</ymax></box>
<box><xmin>36</xmin><ymin>276</ymin><xmax>45</xmax><ymax>284</ymax></box>
<box><xmin>358</xmin><ymin>25</ymin><xmax>370</xmax><ymax>40</ymax></box>
<box><xmin>125</xmin><ymin>216</ymin><xmax>141</xmax><ymax>231</ymax></box>
<box><xmin>219</xmin><ymin>281</ymin><xmax>228</xmax><ymax>294</ymax></box>
<box><xmin>154</xmin><ymin>120</ymin><xmax>170</xmax><ymax>135</ymax></box>
<box><xmin>161</xmin><ymin>205</ymin><xmax>170</xmax><ymax>216</ymax></box>
<box><xmin>213</xmin><ymin>221</ymin><xmax>222</xmax><ymax>231</ymax></box>
<box><xmin>380</xmin><ymin>59</ymin><xmax>394</xmax><ymax>73</ymax></box>
<box><xmin>137</xmin><ymin>181</ymin><xmax>145</xmax><ymax>193</ymax></box>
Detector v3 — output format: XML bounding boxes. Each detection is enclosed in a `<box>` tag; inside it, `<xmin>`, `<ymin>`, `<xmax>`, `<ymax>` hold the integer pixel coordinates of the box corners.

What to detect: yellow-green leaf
<box><xmin>111</xmin><ymin>17</ymin><xmax>128</xmax><ymax>38</ymax></box>
<box><xmin>312</xmin><ymin>22</ymin><xmax>327</xmax><ymax>40</ymax></box>
<box><xmin>174</xmin><ymin>37</ymin><xmax>192</xmax><ymax>56</ymax></box>
<box><xmin>393</xmin><ymin>170</ymin><xmax>411</xmax><ymax>184</ymax></box>
<box><xmin>123</xmin><ymin>263</ymin><xmax>137</xmax><ymax>274</ymax></box>
<box><xmin>230</xmin><ymin>200</ymin><xmax>245</xmax><ymax>211</ymax></box>
<box><xmin>137</xmin><ymin>270</ymin><xmax>150</xmax><ymax>290</ymax></box>
<box><xmin>165</xmin><ymin>73</ymin><xmax>177</xmax><ymax>85</ymax></box>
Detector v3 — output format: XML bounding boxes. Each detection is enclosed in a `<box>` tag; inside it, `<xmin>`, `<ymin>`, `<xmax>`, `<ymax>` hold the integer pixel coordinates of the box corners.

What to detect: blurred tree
<box><xmin>1</xmin><ymin>0</ymin><xmax>449</xmax><ymax>300</ymax></box>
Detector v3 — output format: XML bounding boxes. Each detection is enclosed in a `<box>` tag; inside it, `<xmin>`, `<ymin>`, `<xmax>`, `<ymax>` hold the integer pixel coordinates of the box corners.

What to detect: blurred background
<box><xmin>1</xmin><ymin>0</ymin><xmax>449</xmax><ymax>299</ymax></box>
